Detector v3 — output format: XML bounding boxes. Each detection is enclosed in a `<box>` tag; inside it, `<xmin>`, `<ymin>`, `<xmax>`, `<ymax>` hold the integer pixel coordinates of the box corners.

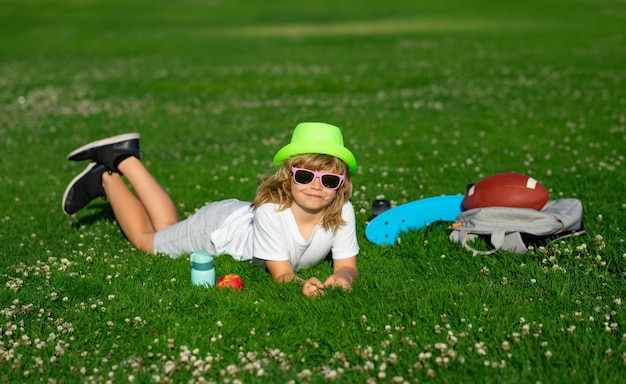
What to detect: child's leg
<box><xmin>103</xmin><ymin>157</ymin><xmax>179</xmax><ymax>253</ymax></box>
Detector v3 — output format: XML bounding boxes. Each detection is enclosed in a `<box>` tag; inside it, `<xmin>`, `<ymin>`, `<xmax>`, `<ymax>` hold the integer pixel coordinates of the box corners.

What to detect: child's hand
<box><xmin>323</xmin><ymin>273</ymin><xmax>353</xmax><ymax>291</ymax></box>
<box><xmin>302</xmin><ymin>277</ymin><xmax>325</xmax><ymax>297</ymax></box>
<box><xmin>325</xmin><ymin>258</ymin><xmax>357</xmax><ymax>291</ymax></box>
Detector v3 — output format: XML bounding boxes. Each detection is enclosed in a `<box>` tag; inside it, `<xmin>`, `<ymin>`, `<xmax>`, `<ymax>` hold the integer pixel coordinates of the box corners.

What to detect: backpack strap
<box><xmin>450</xmin><ymin>229</ymin><xmax>528</xmax><ymax>255</ymax></box>
<box><xmin>500</xmin><ymin>232</ymin><xmax>529</xmax><ymax>253</ymax></box>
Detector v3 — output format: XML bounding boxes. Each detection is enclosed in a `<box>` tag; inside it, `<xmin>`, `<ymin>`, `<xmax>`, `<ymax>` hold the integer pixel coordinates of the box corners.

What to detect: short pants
<box><xmin>153</xmin><ymin>199</ymin><xmax>252</xmax><ymax>258</ymax></box>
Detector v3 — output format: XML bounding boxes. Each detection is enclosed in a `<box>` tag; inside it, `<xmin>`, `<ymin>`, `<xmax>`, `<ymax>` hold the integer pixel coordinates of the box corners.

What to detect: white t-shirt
<box><xmin>210</xmin><ymin>201</ymin><xmax>359</xmax><ymax>271</ymax></box>
<box><xmin>253</xmin><ymin>202</ymin><xmax>360</xmax><ymax>271</ymax></box>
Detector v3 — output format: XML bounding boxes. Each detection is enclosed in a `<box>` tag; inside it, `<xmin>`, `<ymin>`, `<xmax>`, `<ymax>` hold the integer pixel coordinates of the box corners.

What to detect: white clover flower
<box><xmin>418</xmin><ymin>352</ymin><xmax>432</xmax><ymax>361</ymax></box>
<box><xmin>163</xmin><ymin>361</ymin><xmax>176</xmax><ymax>375</ymax></box>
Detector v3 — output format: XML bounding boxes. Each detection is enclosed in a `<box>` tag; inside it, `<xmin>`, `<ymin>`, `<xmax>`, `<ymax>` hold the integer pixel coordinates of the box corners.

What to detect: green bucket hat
<box><xmin>273</xmin><ymin>122</ymin><xmax>357</xmax><ymax>174</ymax></box>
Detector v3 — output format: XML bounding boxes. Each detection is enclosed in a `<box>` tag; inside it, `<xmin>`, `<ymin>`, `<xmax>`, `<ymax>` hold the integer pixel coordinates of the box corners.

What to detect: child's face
<box><xmin>289</xmin><ymin>167</ymin><xmax>340</xmax><ymax>214</ymax></box>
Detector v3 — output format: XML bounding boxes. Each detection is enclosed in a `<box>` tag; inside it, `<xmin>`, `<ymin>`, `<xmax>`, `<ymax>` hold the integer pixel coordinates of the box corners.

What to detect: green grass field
<box><xmin>1</xmin><ymin>0</ymin><xmax>625</xmax><ymax>382</ymax></box>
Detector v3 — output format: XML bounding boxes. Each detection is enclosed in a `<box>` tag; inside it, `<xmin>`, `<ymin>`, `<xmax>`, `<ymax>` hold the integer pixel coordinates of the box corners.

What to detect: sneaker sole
<box><xmin>67</xmin><ymin>132</ymin><xmax>140</xmax><ymax>161</ymax></box>
<box><xmin>62</xmin><ymin>162</ymin><xmax>100</xmax><ymax>216</ymax></box>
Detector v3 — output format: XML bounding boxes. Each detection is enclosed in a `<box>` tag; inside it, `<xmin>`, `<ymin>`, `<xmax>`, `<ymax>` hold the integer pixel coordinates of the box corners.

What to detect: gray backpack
<box><xmin>449</xmin><ymin>198</ymin><xmax>585</xmax><ymax>255</ymax></box>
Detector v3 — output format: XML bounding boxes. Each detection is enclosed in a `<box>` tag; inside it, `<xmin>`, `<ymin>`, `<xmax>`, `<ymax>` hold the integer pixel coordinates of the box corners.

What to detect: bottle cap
<box><xmin>190</xmin><ymin>250</ymin><xmax>214</xmax><ymax>271</ymax></box>
<box><xmin>372</xmin><ymin>199</ymin><xmax>391</xmax><ymax>217</ymax></box>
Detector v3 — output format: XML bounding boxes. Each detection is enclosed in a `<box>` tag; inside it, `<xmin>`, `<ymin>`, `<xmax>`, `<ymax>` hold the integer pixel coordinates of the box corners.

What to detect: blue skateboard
<box><xmin>365</xmin><ymin>195</ymin><xmax>464</xmax><ymax>245</ymax></box>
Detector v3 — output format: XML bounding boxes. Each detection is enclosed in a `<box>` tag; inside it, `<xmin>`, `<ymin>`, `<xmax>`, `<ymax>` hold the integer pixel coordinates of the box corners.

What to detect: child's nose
<box><xmin>311</xmin><ymin>176</ymin><xmax>324</xmax><ymax>189</ymax></box>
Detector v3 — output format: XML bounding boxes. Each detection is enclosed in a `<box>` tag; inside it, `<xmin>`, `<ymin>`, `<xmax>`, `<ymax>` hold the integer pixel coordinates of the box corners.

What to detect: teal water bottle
<box><xmin>190</xmin><ymin>250</ymin><xmax>215</xmax><ymax>287</ymax></box>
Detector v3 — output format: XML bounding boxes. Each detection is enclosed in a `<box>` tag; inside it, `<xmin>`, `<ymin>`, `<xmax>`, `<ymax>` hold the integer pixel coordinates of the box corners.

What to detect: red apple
<box><xmin>216</xmin><ymin>273</ymin><xmax>244</xmax><ymax>290</ymax></box>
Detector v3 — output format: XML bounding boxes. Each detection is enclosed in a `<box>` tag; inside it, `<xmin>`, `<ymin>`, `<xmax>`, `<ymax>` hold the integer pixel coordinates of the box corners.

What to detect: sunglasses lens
<box><xmin>321</xmin><ymin>175</ymin><xmax>341</xmax><ymax>189</ymax></box>
<box><xmin>294</xmin><ymin>170</ymin><xmax>315</xmax><ymax>184</ymax></box>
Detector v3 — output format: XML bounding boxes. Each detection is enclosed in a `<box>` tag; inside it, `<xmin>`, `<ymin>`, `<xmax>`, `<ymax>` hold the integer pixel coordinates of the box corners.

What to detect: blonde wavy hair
<box><xmin>253</xmin><ymin>153</ymin><xmax>353</xmax><ymax>232</ymax></box>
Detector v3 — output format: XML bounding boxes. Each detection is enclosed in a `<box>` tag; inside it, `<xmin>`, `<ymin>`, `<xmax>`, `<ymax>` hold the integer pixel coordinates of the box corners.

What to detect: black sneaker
<box><xmin>62</xmin><ymin>162</ymin><xmax>108</xmax><ymax>215</ymax></box>
<box><xmin>67</xmin><ymin>133</ymin><xmax>140</xmax><ymax>173</ymax></box>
